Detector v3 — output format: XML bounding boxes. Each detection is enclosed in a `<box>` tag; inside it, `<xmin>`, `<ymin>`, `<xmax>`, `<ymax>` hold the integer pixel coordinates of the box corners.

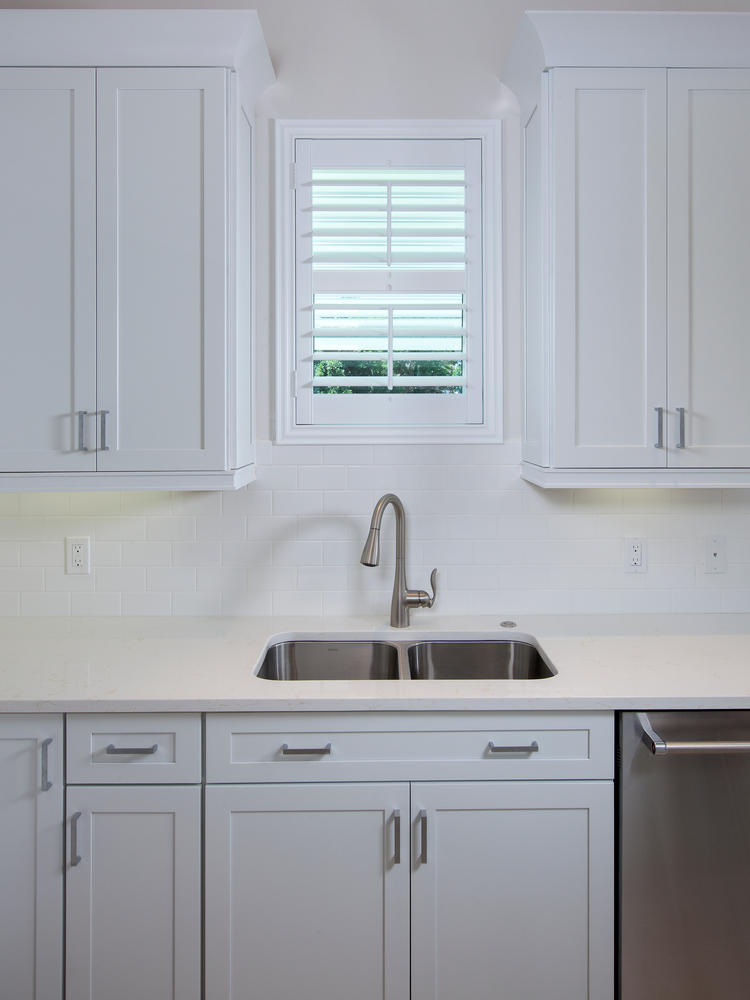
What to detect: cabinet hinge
<box><xmin>290</xmin><ymin>162</ymin><xmax>298</xmax><ymax>191</ymax></box>
<box><xmin>290</xmin><ymin>370</ymin><xmax>298</xmax><ymax>398</ymax></box>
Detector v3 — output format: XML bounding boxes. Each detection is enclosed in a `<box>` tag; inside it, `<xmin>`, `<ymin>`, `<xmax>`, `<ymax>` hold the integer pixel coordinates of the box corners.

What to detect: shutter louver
<box><xmin>294</xmin><ymin>138</ymin><xmax>483</xmax><ymax>427</ymax></box>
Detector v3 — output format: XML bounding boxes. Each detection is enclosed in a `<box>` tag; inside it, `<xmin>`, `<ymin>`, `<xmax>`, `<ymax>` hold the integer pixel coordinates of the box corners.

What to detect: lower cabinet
<box><xmin>0</xmin><ymin>710</ymin><xmax>614</xmax><ymax>1000</ymax></box>
<box><xmin>203</xmin><ymin>707</ymin><xmax>614</xmax><ymax>1000</ymax></box>
<box><xmin>205</xmin><ymin>783</ymin><xmax>411</xmax><ymax>1000</ymax></box>
<box><xmin>0</xmin><ymin>715</ymin><xmax>63</xmax><ymax>1000</ymax></box>
<box><xmin>411</xmin><ymin>781</ymin><xmax>613</xmax><ymax>1000</ymax></box>
<box><xmin>65</xmin><ymin>785</ymin><xmax>201</xmax><ymax>1000</ymax></box>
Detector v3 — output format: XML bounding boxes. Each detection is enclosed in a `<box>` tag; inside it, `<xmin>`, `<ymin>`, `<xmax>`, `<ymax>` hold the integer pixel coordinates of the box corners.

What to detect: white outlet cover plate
<box><xmin>66</xmin><ymin>536</ymin><xmax>91</xmax><ymax>575</ymax></box>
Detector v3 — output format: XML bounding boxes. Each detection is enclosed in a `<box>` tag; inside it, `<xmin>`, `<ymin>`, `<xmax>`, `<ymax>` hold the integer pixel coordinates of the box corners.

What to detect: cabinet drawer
<box><xmin>206</xmin><ymin>711</ymin><xmax>613</xmax><ymax>783</ymax></box>
<box><xmin>66</xmin><ymin>714</ymin><xmax>201</xmax><ymax>784</ymax></box>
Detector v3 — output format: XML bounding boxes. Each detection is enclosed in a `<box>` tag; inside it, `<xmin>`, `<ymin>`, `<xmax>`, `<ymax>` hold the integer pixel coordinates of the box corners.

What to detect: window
<box><xmin>275</xmin><ymin>121</ymin><xmax>501</xmax><ymax>442</ymax></box>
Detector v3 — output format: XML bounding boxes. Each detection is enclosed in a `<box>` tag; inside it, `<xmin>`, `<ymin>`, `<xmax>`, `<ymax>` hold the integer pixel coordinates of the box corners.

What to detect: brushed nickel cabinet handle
<box><xmin>280</xmin><ymin>743</ymin><xmax>332</xmax><ymax>756</ymax></box>
<box><xmin>41</xmin><ymin>737</ymin><xmax>53</xmax><ymax>791</ymax></box>
<box><xmin>76</xmin><ymin>411</ymin><xmax>90</xmax><ymax>452</ymax></box>
<box><xmin>70</xmin><ymin>812</ymin><xmax>82</xmax><ymax>867</ymax></box>
<box><xmin>99</xmin><ymin>410</ymin><xmax>110</xmax><ymax>451</ymax></box>
<box><xmin>105</xmin><ymin>743</ymin><xmax>158</xmax><ymax>755</ymax></box>
<box><xmin>676</xmin><ymin>407</ymin><xmax>686</xmax><ymax>449</ymax></box>
<box><xmin>654</xmin><ymin>406</ymin><xmax>664</xmax><ymax>449</ymax></box>
<box><xmin>488</xmin><ymin>740</ymin><xmax>539</xmax><ymax>754</ymax></box>
<box><xmin>393</xmin><ymin>810</ymin><xmax>401</xmax><ymax>865</ymax></box>
<box><xmin>419</xmin><ymin>809</ymin><xmax>428</xmax><ymax>864</ymax></box>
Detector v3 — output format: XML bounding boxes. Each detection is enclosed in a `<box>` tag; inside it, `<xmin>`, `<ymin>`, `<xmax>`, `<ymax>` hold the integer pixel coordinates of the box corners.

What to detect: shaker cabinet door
<box><xmin>410</xmin><ymin>781</ymin><xmax>614</xmax><ymax>1000</ymax></box>
<box><xmin>65</xmin><ymin>785</ymin><xmax>201</xmax><ymax>1000</ymax></box>
<box><xmin>96</xmin><ymin>68</ymin><xmax>229</xmax><ymax>473</ymax></box>
<box><xmin>0</xmin><ymin>715</ymin><xmax>63</xmax><ymax>1000</ymax></box>
<box><xmin>551</xmin><ymin>68</ymin><xmax>668</xmax><ymax>469</ymax></box>
<box><xmin>667</xmin><ymin>69</ymin><xmax>750</xmax><ymax>467</ymax></box>
<box><xmin>0</xmin><ymin>69</ymin><xmax>96</xmax><ymax>473</ymax></box>
<box><xmin>205</xmin><ymin>782</ymin><xmax>410</xmax><ymax>1000</ymax></box>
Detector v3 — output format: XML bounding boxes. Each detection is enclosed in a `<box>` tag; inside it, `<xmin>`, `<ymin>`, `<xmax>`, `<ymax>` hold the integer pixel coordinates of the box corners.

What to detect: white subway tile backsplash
<box><xmin>122</xmin><ymin>592</ymin><xmax>172</xmax><ymax>616</ymax></box>
<box><xmin>271</xmin><ymin>590</ymin><xmax>323</xmax><ymax>616</ymax></box>
<box><xmin>173</xmin><ymin>592</ymin><xmax>222</xmax><ymax>616</ymax></box>
<box><xmin>122</xmin><ymin>541</ymin><xmax>172</xmax><ymax>567</ymax></box>
<box><xmin>0</xmin><ymin>567</ymin><xmax>43</xmax><ymax>591</ymax></box>
<box><xmin>1</xmin><ymin>442</ymin><xmax>748</xmax><ymax>617</ymax></box>
<box><xmin>21</xmin><ymin>592</ymin><xmax>71</xmax><ymax>616</ymax></box>
<box><xmin>95</xmin><ymin>567</ymin><xmax>147</xmax><ymax>593</ymax></box>
<box><xmin>0</xmin><ymin>593</ymin><xmax>20</xmax><ymax>615</ymax></box>
<box><xmin>147</xmin><ymin>567</ymin><xmax>196</xmax><ymax>592</ymax></box>
<box><xmin>71</xmin><ymin>592</ymin><xmax>122</xmax><ymax>616</ymax></box>
<box><xmin>272</xmin><ymin>491</ymin><xmax>324</xmax><ymax>516</ymax></box>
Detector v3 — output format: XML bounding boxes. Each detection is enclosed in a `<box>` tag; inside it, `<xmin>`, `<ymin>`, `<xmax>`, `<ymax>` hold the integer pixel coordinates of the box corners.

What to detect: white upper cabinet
<box><xmin>551</xmin><ymin>68</ymin><xmax>667</xmax><ymax>471</ymax></box>
<box><xmin>96</xmin><ymin>68</ymin><xmax>229</xmax><ymax>474</ymax></box>
<box><xmin>506</xmin><ymin>12</ymin><xmax>750</xmax><ymax>487</ymax></box>
<box><xmin>0</xmin><ymin>11</ymin><xmax>273</xmax><ymax>491</ymax></box>
<box><xmin>0</xmin><ymin>69</ymin><xmax>96</xmax><ymax>474</ymax></box>
<box><xmin>667</xmin><ymin>69</ymin><xmax>750</xmax><ymax>468</ymax></box>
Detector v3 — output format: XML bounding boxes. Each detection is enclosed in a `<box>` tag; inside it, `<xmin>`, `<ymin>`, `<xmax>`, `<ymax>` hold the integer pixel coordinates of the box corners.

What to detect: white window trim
<box><xmin>274</xmin><ymin>119</ymin><xmax>502</xmax><ymax>444</ymax></box>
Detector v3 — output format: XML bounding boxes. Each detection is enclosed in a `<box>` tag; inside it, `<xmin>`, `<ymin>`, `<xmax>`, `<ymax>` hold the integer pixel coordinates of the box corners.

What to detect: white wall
<box><xmin>1</xmin><ymin>0</ymin><xmax>749</xmax><ymax>618</ymax></box>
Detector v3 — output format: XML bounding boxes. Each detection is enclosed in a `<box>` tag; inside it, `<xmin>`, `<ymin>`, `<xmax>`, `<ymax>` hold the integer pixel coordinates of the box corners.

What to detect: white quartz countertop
<box><xmin>1</xmin><ymin>613</ymin><xmax>749</xmax><ymax>712</ymax></box>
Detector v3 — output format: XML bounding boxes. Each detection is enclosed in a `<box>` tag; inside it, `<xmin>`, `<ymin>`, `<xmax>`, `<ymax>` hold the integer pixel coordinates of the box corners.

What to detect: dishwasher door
<box><xmin>619</xmin><ymin>710</ymin><xmax>750</xmax><ymax>1000</ymax></box>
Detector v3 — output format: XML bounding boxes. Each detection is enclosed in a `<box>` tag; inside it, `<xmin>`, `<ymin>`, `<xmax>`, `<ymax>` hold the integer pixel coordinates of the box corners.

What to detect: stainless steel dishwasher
<box><xmin>619</xmin><ymin>710</ymin><xmax>750</xmax><ymax>999</ymax></box>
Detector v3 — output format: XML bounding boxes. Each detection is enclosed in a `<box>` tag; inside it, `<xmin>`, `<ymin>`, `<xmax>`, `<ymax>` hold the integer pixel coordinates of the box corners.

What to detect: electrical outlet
<box><xmin>705</xmin><ymin>535</ymin><xmax>727</xmax><ymax>574</ymax></box>
<box><xmin>624</xmin><ymin>538</ymin><xmax>647</xmax><ymax>573</ymax></box>
<box><xmin>66</xmin><ymin>537</ymin><xmax>91</xmax><ymax>575</ymax></box>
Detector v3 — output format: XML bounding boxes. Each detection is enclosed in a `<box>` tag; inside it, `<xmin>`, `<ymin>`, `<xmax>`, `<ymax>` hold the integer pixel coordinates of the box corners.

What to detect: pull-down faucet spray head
<box><xmin>360</xmin><ymin>527</ymin><xmax>380</xmax><ymax>567</ymax></box>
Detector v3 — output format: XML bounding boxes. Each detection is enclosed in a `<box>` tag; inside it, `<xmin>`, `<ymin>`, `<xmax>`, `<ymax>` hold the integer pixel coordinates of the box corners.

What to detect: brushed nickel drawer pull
<box><xmin>105</xmin><ymin>743</ymin><xmax>158</xmax><ymax>755</ymax></box>
<box><xmin>488</xmin><ymin>740</ymin><xmax>539</xmax><ymax>754</ymax></box>
<box><xmin>280</xmin><ymin>743</ymin><xmax>332</xmax><ymax>756</ymax></box>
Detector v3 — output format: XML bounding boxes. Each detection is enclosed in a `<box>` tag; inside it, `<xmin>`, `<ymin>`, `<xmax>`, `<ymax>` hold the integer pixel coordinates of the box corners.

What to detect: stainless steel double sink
<box><xmin>256</xmin><ymin>638</ymin><xmax>556</xmax><ymax>681</ymax></box>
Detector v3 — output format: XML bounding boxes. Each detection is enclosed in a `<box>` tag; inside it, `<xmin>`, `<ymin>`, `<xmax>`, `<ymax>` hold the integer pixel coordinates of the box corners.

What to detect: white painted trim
<box><xmin>0</xmin><ymin>467</ymin><xmax>255</xmax><ymax>493</ymax></box>
<box><xmin>0</xmin><ymin>9</ymin><xmax>274</xmax><ymax>111</ymax></box>
<box><xmin>274</xmin><ymin>119</ymin><xmax>502</xmax><ymax>445</ymax></box>
<box><xmin>523</xmin><ymin>12</ymin><xmax>750</xmax><ymax>71</ymax></box>
<box><xmin>521</xmin><ymin>462</ymin><xmax>750</xmax><ymax>489</ymax></box>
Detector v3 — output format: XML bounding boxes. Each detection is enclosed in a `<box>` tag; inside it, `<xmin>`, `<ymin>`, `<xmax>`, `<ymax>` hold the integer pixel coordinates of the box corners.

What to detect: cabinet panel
<box><xmin>65</xmin><ymin>785</ymin><xmax>200</xmax><ymax>1000</ymax></box>
<box><xmin>0</xmin><ymin>715</ymin><xmax>63</xmax><ymax>1000</ymax></box>
<box><xmin>552</xmin><ymin>68</ymin><xmax>667</xmax><ymax>469</ymax></box>
<box><xmin>668</xmin><ymin>69</ymin><xmax>750</xmax><ymax>467</ymax></box>
<box><xmin>0</xmin><ymin>69</ymin><xmax>96</xmax><ymax>473</ymax></box>
<box><xmin>411</xmin><ymin>781</ymin><xmax>613</xmax><ymax>1000</ymax></box>
<box><xmin>205</xmin><ymin>782</ymin><xmax>410</xmax><ymax>1000</ymax></box>
<box><xmin>96</xmin><ymin>68</ymin><xmax>228</xmax><ymax>472</ymax></box>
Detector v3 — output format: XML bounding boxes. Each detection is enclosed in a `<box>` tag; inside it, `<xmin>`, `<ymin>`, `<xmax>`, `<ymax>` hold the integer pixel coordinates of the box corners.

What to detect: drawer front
<box><xmin>206</xmin><ymin>712</ymin><xmax>613</xmax><ymax>783</ymax></box>
<box><xmin>66</xmin><ymin>714</ymin><xmax>202</xmax><ymax>784</ymax></box>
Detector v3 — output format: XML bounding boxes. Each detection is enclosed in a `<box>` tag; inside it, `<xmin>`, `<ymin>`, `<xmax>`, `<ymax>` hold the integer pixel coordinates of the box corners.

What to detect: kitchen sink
<box><xmin>257</xmin><ymin>640</ymin><xmax>400</xmax><ymax>681</ymax></box>
<box><xmin>407</xmin><ymin>640</ymin><xmax>556</xmax><ymax>680</ymax></box>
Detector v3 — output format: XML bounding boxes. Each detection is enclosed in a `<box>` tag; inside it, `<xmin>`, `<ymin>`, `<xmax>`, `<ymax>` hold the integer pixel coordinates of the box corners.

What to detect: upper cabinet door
<box><xmin>668</xmin><ymin>70</ymin><xmax>750</xmax><ymax>467</ymax></box>
<box><xmin>0</xmin><ymin>69</ymin><xmax>96</xmax><ymax>472</ymax></box>
<box><xmin>551</xmin><ymin>69</ymin><xmax>668</xmax><ymax>469</ymax></box>
<box><xmin>96</xmin><ymin>68</ymin><xmax>228</xmax><ymax>472</ymax></box>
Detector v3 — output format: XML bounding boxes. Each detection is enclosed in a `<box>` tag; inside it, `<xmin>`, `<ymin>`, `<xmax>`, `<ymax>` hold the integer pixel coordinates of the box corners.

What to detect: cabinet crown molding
<box><xmin>505</xmin><ymin>11</ymin><xmax>750</xmax><ymax>118</ymax></box>
<box><xmin>0</xmin><ymin>9</ymin><xmax>275</xmax><ymax>108</ymax></box>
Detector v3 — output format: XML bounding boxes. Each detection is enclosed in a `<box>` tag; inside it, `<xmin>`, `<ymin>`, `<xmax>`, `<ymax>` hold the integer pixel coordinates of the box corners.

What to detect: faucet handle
<box><xmin>406</xmin><ymin>568</ymin><xmax>438</xmax><ymax>611</ymax></box>
<box><xmin>425</xmin><ymin>568</ymin><xmax>438</xmax><ymax>608</ymax></box>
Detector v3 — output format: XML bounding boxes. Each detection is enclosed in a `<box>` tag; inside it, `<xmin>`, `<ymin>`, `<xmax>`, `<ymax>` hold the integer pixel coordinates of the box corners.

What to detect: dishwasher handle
<box><xmin>637</xmin><ymin>712</ymin><xmax>750</xmax><ymax>755</ymax></box>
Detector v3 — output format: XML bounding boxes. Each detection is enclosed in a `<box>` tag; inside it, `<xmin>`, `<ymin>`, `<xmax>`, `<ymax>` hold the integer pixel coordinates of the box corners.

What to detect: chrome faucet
<box><xmin>360</xmin><ymin>493</ymin><xmax>437</xmax><ymax>628</ymax></box>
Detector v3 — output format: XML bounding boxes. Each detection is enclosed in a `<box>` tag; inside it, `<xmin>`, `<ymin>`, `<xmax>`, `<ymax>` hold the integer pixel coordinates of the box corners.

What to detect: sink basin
<box><xmin>257</xmin><ymin>640</ymin><xmax>400</xmax><ymax>681</ymax></box>
<box><xmin>407</xmin><ymin>640</ymin><xmax>556</xmax><ymax>680</ymax></box>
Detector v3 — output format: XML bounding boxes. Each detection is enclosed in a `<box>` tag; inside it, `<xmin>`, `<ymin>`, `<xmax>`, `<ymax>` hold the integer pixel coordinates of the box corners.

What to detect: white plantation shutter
<box><xmin>293</xmin><ymin>138</ymin><xmax>484</xmax><ymax>427</ymax></box>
